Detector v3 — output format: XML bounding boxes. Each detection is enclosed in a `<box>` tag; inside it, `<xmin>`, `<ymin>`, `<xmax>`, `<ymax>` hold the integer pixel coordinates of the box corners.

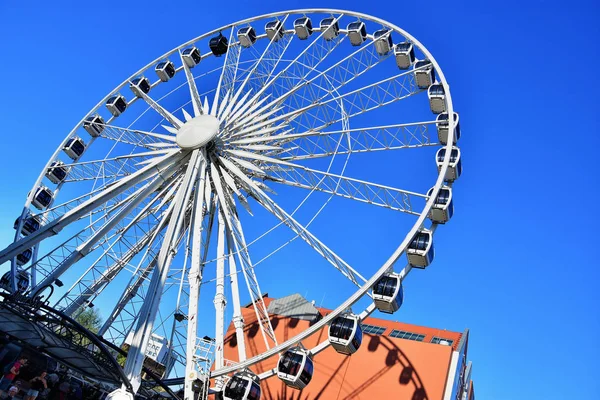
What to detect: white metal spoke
<box><xmin>55</xmin><ymin>179</ymin><xmax>181</xmax><ymax>315</ymax></box>
<box><xmin>225</xmin><ymin>14</ymin><xmax>346</xmax><ymax>132</ymax></box>
<box><xmin>0</xmin><ymin>150</ymin><xmax>184</xmax><ymax>264</ymax></box>
<box><xmin>179</xmin><ymin>49</ymin><xmax>203</xmax><ymax>116</ymax></box>
<box><xmin>122</xmin><ymin>149</ymin><xmax>201</xmax><ymax>392</ymax></box>
<box><xmin>32</xmin><ymin>161</ymin><xmax>185</xmax><ymax>294</ymax></box>
<box><xmin>278</xmin><ymin>121</ymin><xmax>438</xmax><ymax>160</ymax></box>
<box><xmin>209</xmin><ymin>161</ymin><xmax>277</xmax><ymax>350</ymax></box>
<box><xmin>212</xmin><ymin>28</ymin><xmax>239</xmax><ymax>115</ymax></box>
<box><xmin>268</xmin><ymin>164</ymin><xmax>425</xmax><ymax>215</ymax></box>
<box><xmin>99</xmin><ymin>124</ymin><xmax>176</xmax><ymax>149</ymax></box>
<box><xmin>61</xmin><ymin>152</ymin><xmax>167</xmax><ymax>183</ymax></box>
<box><xmin>226</xmin><ymin>68</ymin><xmax>422</xmax><ymax>144</ymax></box>
<box><xmin>218</xmin><ymin>156</ymin><xmax>365</xmax><ymax>287</ymax></box>
<box><xmin>135</xmin><ymin>87</ymin><xmax>184</xmax><ymax>129</ymax></box>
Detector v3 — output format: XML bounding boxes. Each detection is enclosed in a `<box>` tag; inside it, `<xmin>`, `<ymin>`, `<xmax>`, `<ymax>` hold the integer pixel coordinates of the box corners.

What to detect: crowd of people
<box><xmin>0</xmin><ymin>357</ymin><xmax>88</xmax><ymax>400</ymax></box>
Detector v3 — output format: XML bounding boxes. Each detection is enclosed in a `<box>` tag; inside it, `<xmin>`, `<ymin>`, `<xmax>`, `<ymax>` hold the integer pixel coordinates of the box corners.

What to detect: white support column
<box><xmin>120</xmin><ymin>150</ymin><xmax>201</xmax><ymax>394</ymax></box>
<box><xmin>225</xmin><ymin>230</ymin><xmax>246</xmax><ymax>362</ymax></box>
<box><xmin>184</xmin><ymin>155</ymin><xmax>208</xmax><ymax>400</ymax></box>
<box><xmin>213</xmin><ymin>210</ymin><xmax>227</xmax><ymax>390</ymax></box>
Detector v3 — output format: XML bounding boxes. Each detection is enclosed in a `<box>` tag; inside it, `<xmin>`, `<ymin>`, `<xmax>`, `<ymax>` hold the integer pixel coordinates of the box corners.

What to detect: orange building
<box><xmin>220</xmin><ymin>294</ymin><xmax>475</xmax><ymax>400</ymax></box>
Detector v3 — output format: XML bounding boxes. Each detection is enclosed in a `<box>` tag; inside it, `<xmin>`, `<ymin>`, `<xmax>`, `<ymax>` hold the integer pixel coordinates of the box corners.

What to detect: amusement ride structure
<box><xmin>0</xmin><ymin>9</ymin><xmax>461</xmax><ymax>400</ymax></box>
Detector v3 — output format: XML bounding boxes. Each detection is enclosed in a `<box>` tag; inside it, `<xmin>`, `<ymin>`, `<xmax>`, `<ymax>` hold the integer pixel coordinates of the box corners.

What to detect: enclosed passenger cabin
<box><xmin>155</xmin><ymin>60</ymin><xmax>176</xmax><ymax>82</ymax></box>
<box><xmin>407</xmin><ymin>229</ymin><xmax>434</xmax><ymax>268</ymax></box>
<box><xmin>265</xmin><ymin>20</ymin><xmax>284</xmax><ymax>42</ymax></box>
<box><xmin>106</xmin><ymin>94</ymin><xmax>127</xmax><ymax>117</ymax></box>
<box><xmin>237</xmin><ymin>27</ymin><xmax>257</xmax><ymax>48</ymax></box>
<box><xmin>0</xmin><ymin>270</ymin><xmax>30</xmax><ymax>293</ymax></box>
<box><xmin>436</xmin><ymin>146</ymin><xmax>462</xmax><ymax>182</ymax></box>
<box><xmin>428</xmin><ymin>84</ymin><xmax>446</xmax><ymax>114</ymax></box>
<box><xmin>414</xmin><ymin>59</ymin><xmax>436</xmax><ymax>89</ymax></box>
<box><xmin>16</xmin><ymin>248</ymin><xmax>33</xmax><ymax>267</ymax></box>
<box><xmin>182</xmin><ymin>46</ymin><xmax>201</xmax><ymax>68</ymax></box>
<box><xmin>277</xmin><ymin>347</ymin><xmax>314</xmax><ymax>389</ymax></box>
<box><xmin>83</xmin><ymin>114</ymin><xmax>105</xmax><ymax>137</ymax></box>
<box><xmin>328</xmin><ymin>313</ymin><xmax>363</xmax><ymax>355</ymax></box>
<box><xmin>210</xmin><ymin>33</ymin><xmax>228</xmax><ymax>56</ymax></box>
<box><xmin>394</xmin><ymin>42</ymin><xmax>415</xmax><ymax>69</ymax></box>
<box><xmin>320</xmin><ymin>17</ymin><xmax>339</xmax><ymax>41</ymax></box>
<box><xmin>14</xmin><ymin>215</ymin><xmax>41</xmax><ymax>236</ymax></box>
<box><xmin>373</xmin><ymin>28</ymin><xmax>393</xmax><ymax>55</ymax></box>
<box><xmin>31</xmin><ymin>186</ymin><xmax>53</xmax><ymax>210</ymax></box>
<box><xmin>223</xmin><ymin>370</ymin><xmax>261</xmax><ymax>400</ymax></box>
<box><xmin>293</xmin><ymin>17</ymin><xmax>312</xmax><ymax>40</ymax></box>
<box><xmin>347</xmin><ymin>21</ymin><xmax>367</xmax><ymax>46</ymax></box>
<box><xmin>46</xmin><ymin>160</ymin><xmax>68</xmax><ymax>184</ymax></box>
<box><xmin>427</xmin><ymin>186</ymin><xmax>454</xmax><ymax>224</ymax></box>
<box><xmin>372</xmin><ymin>272</ymin><xmax>404</xmax><ymax>313</ymax></box>
<box><xmin>63</xmin><ymin>136</ymin><xmax>86</xmax><ymax>160</ymax></box>
<box><xmin>130</xmin><ymin>76</ymin><xmax>151</xmax><ymax>97</ymax></box>
<box><xmin>436</xmin><ymin>112</ymin><xmax>461</xmax><ymax>145</ymax></box>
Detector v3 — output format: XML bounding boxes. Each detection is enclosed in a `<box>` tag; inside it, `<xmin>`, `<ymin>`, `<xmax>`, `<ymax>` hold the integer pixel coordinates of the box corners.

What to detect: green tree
<box><xmin>74</xmin><ymin>306</ymin><xmax>103</xmax><ymax>333</ymax></box>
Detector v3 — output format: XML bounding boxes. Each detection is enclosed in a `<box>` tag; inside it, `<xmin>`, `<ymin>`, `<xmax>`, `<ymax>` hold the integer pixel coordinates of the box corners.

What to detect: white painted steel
<box><xmin>1</xmin><ymin>9</ymin><xmax>459</xmax><ymax>398</ymax></box>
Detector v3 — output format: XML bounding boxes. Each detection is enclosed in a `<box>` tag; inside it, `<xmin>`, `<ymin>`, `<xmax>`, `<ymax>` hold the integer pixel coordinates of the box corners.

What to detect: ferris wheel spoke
<box><xmin>218</xmin><ymin>156</ymin><xmax>365</xmax><ymax>287</ymax></box>
<box><xmin>284</xmin><ymin>37</ymin><xmax>392</xmax><ymax>111</ymax></box>
<box><xmin>226</xmin><ymin>68</ymin><xmax>421</xmax><ymax>143</ymax></box>
<box><xmin>276</xmin><ymin>121</ymin><xmax>439</xmax><ymax>161</ymax></box>
<box><xmin>24</xmin><ymin>172</ymin><xmax>180</xmax><ymax>296</ymax></box>
<box><xmin>178</xmin><ymin>49</ymin><xmax>203</xmax><ymax>116</ymax></box>
<box><xmin>135</xmin><ymin>87</ymin><xmax>184</xmax><ymax>129</ymax></box>
<box><xmin>266</xmin><ymin>164</ymin><xmax>426</xmax><ymax>215</ymax></box>
<box><xmin>209</xmin><ymin>161</ymin><xmax>277</xmax><ymax>350</ymax></box>
<box><xmin>99</xmin><ymin>203</ymin><xmax>174</xmax><ymax>343</ymax></box>
<box><xmin>228</xmin><ymin>13</ymin><xmax>346</xmax><ymax>129</ymax></box>
<box><xmin>242</xmin><ymin>18</ymin><xmax>294</xmax><ymax>94</ymax></box>
<box><xmin>212</xmin><ymin>28</ymin><xmax>240</xmax><ymax>116</ymax></box>
<box><xmin>0</xmin><ymin>150</ymin><xmax>185</xmax><ymax>265</ymax></box>
<box><xmin>219</xmin><ymin>16</ymin><xmax>294</xmax><ymax>127</ymax></box>
<box><xmin>55</xmin><ymin>179</ymin><xmax>182</xmax><ymax>315</ymax></box>
<box><xmin>99</xmin><ymin>124</ymin><xmax>176</xmax><ymax>149</ymax></box>
<box><xmin>227</xmin><ymin>30</ymin><xmax>383</xmax><ymax>134</ymax></box>
<box><xmin>31</xmin><ymin>162</ymin><xmax>186</xmax><ymax>294</ymax></box>
<box><xmin>121</xmin><ymin>149</ymin><xmax>202</xmax><ymax>391</ymax></box>
<box><xmin>61</xmin><ymin>151</ymin><xmax>168</xmax><ymax>183</ymax></box>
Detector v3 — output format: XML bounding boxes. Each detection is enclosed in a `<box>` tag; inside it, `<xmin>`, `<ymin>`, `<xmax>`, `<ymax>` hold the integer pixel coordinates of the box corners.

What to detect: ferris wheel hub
<box><xmin>176</xmin><ymin>114</ymin><xmax>220</xmax><ymax>149</ymax></box>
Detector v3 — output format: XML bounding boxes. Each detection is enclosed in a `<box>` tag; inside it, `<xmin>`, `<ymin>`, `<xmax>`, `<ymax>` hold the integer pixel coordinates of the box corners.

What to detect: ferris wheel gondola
<box><xmin>223</xmin><ymin>370</ymin><xmax>261</xmax><ymax>400</ymax></box>
<box><xmin>277</xmin><ymin>347</ymin><xmax>314</xmax><ymax>389</ymax></box>
<box><xmin>328</xmin><ymin>313</ymin><xmax>363</xmax><ymax>354</ymax></box>
<box><xmin>373</xmin><ymin>272</ymin><xmax>404</xmax><ymax>313</ymax></box>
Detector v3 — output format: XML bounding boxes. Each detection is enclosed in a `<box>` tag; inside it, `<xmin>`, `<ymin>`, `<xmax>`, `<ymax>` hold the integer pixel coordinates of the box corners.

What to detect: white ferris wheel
<box><xmin>0</xmin><ymin>9</ymin><xmax>461</xmax><ymax>400</ymax></box>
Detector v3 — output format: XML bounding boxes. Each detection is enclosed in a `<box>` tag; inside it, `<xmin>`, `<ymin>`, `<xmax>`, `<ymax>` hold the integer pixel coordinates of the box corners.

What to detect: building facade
<box><xmin>220</xmin><ymin>293</ymin><xmax>475</xmax><ymax>400</ymax></box>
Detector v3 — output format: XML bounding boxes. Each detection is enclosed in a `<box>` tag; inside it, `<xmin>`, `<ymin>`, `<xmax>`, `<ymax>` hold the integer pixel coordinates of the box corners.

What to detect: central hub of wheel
<box><xmin>176</xmin><ymin>114</ymin><xmax>220</xmax><ymax>149</ymax></box>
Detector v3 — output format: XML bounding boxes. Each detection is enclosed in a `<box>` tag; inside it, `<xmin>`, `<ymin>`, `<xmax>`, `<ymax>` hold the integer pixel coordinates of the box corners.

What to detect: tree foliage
<box><xmin>74</xmin><ymin>306</ymin><xmax>103</xmax><ymax>334</ymax></box>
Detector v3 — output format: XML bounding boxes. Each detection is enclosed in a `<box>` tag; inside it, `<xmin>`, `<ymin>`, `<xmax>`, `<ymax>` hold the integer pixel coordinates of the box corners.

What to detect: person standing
<box><xmin>0</xmin><ymin>357</ymin><xmax>27</xmax><ymax>397</ymax></box>
<box><xmin>25</xmin><ymin>371</ymin><xmax>47</xmax><ymax>400</ymax></box>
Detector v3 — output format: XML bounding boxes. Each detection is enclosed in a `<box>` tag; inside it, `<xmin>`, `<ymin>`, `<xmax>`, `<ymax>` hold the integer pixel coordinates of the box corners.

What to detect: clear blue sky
<box><xmin>0</xmin><ymin>1</ymin><xmax>598</xmax><ymax>399</ymax></box>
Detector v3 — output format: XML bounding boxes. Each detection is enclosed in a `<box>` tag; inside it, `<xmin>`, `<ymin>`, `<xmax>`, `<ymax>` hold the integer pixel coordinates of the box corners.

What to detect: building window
<box><xmin>389</xmin><ymin>330</ymin><xmax>425</xmax><ymax>341</ymax></box>
<box><xmin>431</xmin><ymin>336</ymin><xmax>454</xmax><ymax>346</ymax></box>
<box><xmin>361</xmin><ymin>324</ymin><xmax>386</xmax><ymax>335</ymax></box>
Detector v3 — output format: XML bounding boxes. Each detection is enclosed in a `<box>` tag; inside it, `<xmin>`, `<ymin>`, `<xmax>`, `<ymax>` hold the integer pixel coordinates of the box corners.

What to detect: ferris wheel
<box><xmin>0</xmin><ymin>9</ymin><xmax>461</xmax><ymax>400</ymax></box>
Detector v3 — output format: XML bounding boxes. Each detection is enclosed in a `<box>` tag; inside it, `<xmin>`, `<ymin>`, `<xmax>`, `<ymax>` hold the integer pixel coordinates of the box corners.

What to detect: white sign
<box><xmin>124</xmin><ymin>333</ymin><xmax>169</xmax><ymax>364</ymax></box>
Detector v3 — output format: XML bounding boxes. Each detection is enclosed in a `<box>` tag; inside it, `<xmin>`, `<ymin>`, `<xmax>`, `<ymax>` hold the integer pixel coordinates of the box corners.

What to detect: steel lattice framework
<box><xmin>0</xmin><ymin>9</ymin><xmax>460</xmax><ymax>400</ymax></box>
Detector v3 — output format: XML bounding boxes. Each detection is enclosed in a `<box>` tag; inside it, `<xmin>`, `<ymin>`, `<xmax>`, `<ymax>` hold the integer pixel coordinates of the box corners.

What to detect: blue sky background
<box><xmin>0</xmin><ymin>1</ymin><xmax>598</xmax><ymax>399</ymax></box>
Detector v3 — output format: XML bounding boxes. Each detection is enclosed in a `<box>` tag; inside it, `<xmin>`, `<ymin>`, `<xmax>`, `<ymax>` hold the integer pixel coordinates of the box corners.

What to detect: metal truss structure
<box><xmin>0</xmin><ymin>9</ymin><xmax>460</xmax><ymax>400</ymax></box>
